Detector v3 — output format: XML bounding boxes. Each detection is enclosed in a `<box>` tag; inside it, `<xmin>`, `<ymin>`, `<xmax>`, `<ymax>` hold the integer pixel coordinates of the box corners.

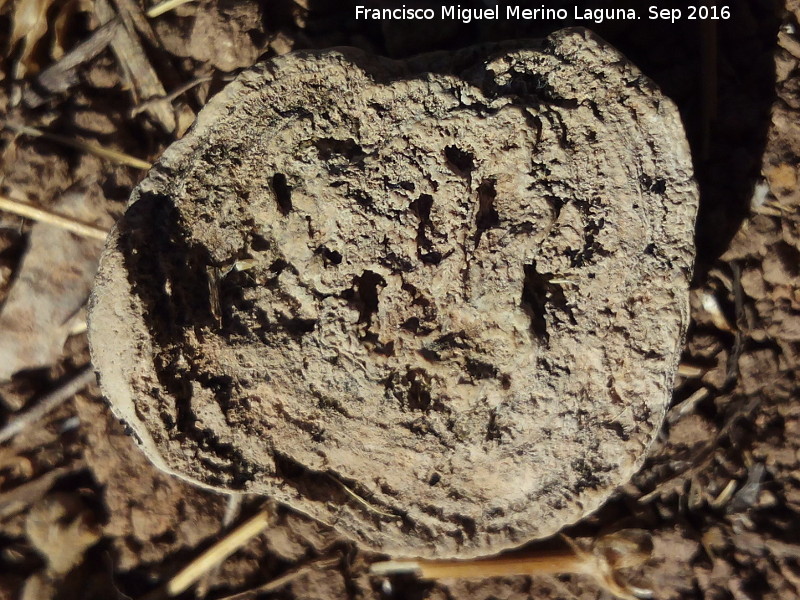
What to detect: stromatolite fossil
<box><xmin>88</xmin><ymin>28</ymin><xmax>698</xmax><ymax>558</ymax></box>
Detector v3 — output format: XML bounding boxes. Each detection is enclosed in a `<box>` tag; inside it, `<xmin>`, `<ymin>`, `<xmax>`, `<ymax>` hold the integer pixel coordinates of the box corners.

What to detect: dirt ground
<box><xmin>0</xmin><ymin>1</ymin><xmax>799</xmax><ymax>599</ymax></box>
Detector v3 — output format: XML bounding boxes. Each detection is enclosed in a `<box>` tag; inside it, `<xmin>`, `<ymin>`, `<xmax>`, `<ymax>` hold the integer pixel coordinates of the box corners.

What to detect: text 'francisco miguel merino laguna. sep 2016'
<box><xmin>355</xmin><ymin>5</ymin><xmax>732</xmax><ymax>24</ymax></box>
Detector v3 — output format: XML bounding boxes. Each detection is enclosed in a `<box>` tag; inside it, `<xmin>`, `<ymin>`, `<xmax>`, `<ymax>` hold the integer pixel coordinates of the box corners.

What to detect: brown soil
<box><xmin>0</xmin><ymin>1</ymin><xmax>798</xmax><ymax>599</ymax></box>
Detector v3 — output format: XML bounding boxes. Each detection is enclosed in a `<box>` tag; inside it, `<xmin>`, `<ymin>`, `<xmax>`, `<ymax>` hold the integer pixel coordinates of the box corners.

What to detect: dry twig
<box><xmin>0</xmin><ymin>366</ymin><xmax>96</xmax><ymax>445</ymax></box>
<box><xmin>25</xmin><ymin>19</ymin><xmax>121</xmax><ymax>106</ymax></box>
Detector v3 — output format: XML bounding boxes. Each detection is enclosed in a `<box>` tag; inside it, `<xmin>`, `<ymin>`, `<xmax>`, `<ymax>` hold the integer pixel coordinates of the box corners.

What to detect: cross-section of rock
<box><xmin>89</xmin><ymin>28</ymin><xmax>698</xmax><ymax>558</ymax></box>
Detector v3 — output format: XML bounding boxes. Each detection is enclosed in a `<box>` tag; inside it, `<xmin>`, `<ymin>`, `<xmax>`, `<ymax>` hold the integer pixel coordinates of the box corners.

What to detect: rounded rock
<box><xmin>89</xmin><ymin>28</ymin><xmax>698</xmax><ymax>558</ymax></box>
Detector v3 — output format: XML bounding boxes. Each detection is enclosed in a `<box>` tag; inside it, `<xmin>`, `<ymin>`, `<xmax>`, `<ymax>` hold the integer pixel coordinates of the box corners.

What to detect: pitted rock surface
<box><xmin>88</xmin><ymin>28</ymin><xmax>698</xmax><ymax>558</ymax></box>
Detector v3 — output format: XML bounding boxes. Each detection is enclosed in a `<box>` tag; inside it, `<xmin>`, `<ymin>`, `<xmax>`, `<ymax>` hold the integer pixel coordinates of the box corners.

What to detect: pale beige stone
<box><xmin>89</xmin><ymin>28</ymin><xmax>698</xmax><ymax>558</ymax></box>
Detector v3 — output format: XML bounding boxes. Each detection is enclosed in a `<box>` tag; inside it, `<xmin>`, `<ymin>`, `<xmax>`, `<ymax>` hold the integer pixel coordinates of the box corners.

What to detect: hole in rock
<box><xmin>271</xmin><ymin>173</ymin><xmax>292</xmax><ymax>215</ymax></box>
<box><xmin>444</xmin><ymin>145</ymin><xmax>475</xmax><ymax>177</ymax></box>
<box><xmin>475</xmin><ymin>178</ymin><xmax>499</xmax><ymax>244</ymax></box>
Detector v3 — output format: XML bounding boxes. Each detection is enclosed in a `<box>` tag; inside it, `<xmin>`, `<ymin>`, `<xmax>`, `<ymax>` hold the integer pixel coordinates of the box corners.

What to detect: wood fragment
<box><xmin>668</xmin><ymin>387</ymin><xmax>710</xmax><ymax>423</ymax></box>
<box><xmin>166</xmin><ymin>504</ymin><xmax>275</xmax><ymax>596</ymax></box>
<box><xmin>687</xmin><ymin>475</ymin><xmax>704</xmax><ymax>511</ymax></box>
<box><xmin>112</xmin><ymin>0</ymin><xmax>160</xmax><ymax>46</ymax></box>
<box><xmin>765</xmin><ymin>199</ymin><xmax>789</xmax><ymax>212</ymax></box>
<box><xmin>677</xmin><ymin>363</ymin><xmax>705</xmax><ymax>378</ymax></box>
<box><xmin>0</xmin><ymin>194</ymin><xmax>109</xmax><ymax>240</ymax></box>
<box><xmin>95</xmin><ymin>0</ymin><xmax>176</xmax><ymax>133</ymax></box>
<box><xmin>0</xmin><ymin>465</ymin><xmax>76</xmax><ymax>519</ymax></box>
<box><xmin>24</xmin><ymin>19</ymin><xmax>120</xmax><ymax>106</ymax></box>
<box><xmin>112</xmin><ymin>0</ymin><xmax>188</xmax><ymax>121</ymax></box>
<box><xmin>3</xmin><ymin>122</ymin><xmax>151</xmax><ymax>169</ymax></box>
<box><xmin>0</xmin><ymin>366</ymin><xmax>96</xmax><ymax>445</ymax></box>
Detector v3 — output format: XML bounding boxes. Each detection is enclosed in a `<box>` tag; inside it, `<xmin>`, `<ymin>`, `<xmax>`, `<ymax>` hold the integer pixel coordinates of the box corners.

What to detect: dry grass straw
<box><xmin>146</xmin><ymin>0</ymin><xmax>197</xmax><ymax>18</ymax></box>
<box><xmin>166</xmin><ymin>503</ymin><xmax>275</xmax><ymax>596</ymax></box>
<box><xmin>3</xmin><ymin>122</ymin><xmax>151</xmax><ymax>170</ymax></box>
<box><xmin>371</xmin><ymin>530</ymin><xmax>653</xmax><ymax>600</ymax></box>
<box><xmin>217</xmin><ymin>556</ymin><xmax>340</xmax><ymax>600</ymax></box>
<box><xmin>0</xmin><ymin>194</ymin><xmax>109</xmax><ymax>241</ymax></box>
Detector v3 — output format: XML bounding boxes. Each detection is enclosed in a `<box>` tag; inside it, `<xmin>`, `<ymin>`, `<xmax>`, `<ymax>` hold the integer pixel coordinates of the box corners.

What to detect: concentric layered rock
<box><xmin>89</xmin><ymin>28</ymin><xmax>698</xmax><ymax>558</ymax></box>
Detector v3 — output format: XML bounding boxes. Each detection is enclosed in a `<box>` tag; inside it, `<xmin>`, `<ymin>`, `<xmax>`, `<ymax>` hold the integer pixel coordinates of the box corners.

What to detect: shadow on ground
<box><xmin>301</xmin><ymin>0</ymin><xmax>781</xmax><ymax>281</ymax></box>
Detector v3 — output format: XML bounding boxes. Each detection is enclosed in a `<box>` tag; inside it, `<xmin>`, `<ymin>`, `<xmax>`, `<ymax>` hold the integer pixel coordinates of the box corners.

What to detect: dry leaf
<box><xmin>727</xmin><ymin>463</ymin><xmax>766</xmax><ymax>513</ymax></box>
<box><xmin>20</xmin><ymin>572</ymin><xmax>58</xmax><ymax>600</ymax></box>
<box><xmin>25</xmin><ymin>492</ymin><xmax>101</xmax><ymax>574</ymax></box>
<box><xmin>765</xmin><ymin>163</ymin><xmax>798</xmax><ymax>196</ymax></box>
<box><xmin>10</xmin><ymin>0</ymin><xmax>56</xmax><ymax>77</ymax></box>
<box><xmin>0</xmin><ymin>184</ymin><xmax>112</xmax><ymax>380</ymax></box>
<box><xmin>0</xmin><ymin>445</ymin><xmax>34</xmax><ymax>479</ymax></box>
<box><xmin>51</xmin><ymin>0</ymin><xmax>79</xmax><ymax>60</ymax></box>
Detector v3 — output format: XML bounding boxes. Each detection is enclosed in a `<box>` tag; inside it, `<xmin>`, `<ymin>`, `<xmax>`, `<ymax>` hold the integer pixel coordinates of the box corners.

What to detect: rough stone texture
<box><xmin>88</xmin><ymin>28</ymin><xmax>698</xmax><ymax>558</ymax></box>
